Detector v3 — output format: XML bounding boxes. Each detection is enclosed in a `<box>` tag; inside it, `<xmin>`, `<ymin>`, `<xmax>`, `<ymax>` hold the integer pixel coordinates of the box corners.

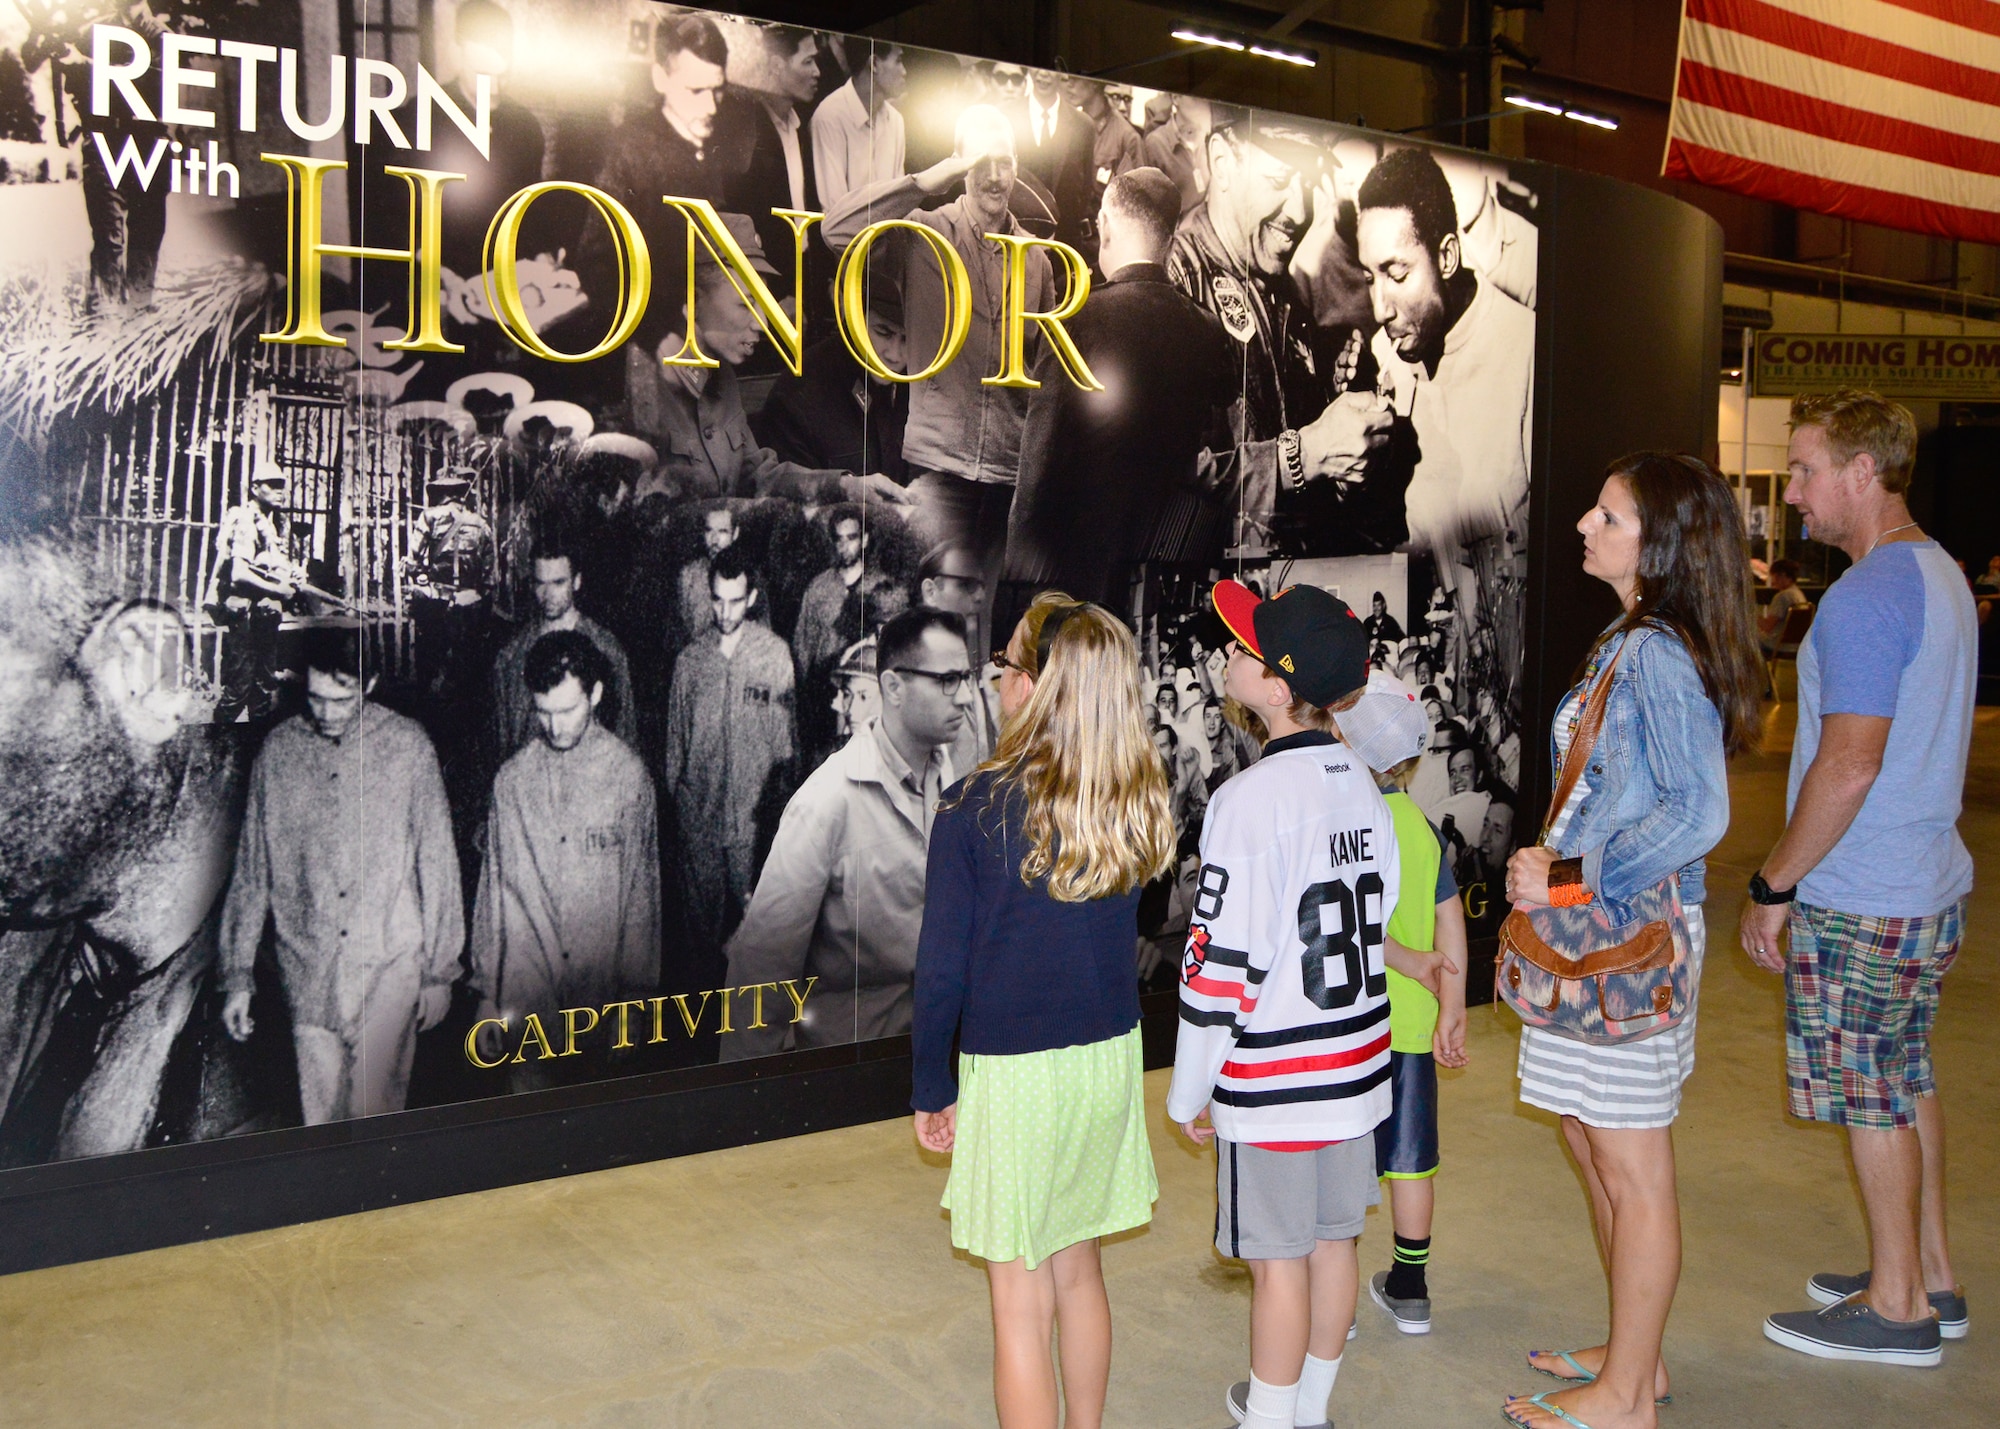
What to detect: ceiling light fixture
<box><xmin>1504</xmin><ymin>88</ymin><xmax>1620</xmax><ymax>130</ymax></box>
<box><xmin>1171</xmin><ymin>22</ymin><xmax>1317</xmax><ymax>67</ymax></box>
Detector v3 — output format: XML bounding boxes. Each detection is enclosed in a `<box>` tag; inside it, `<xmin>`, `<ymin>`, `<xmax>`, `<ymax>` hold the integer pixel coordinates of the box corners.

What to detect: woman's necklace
<box><xmin>1865</xmin><ymin>521</ymin><xmax>1920</xmax><ymax>558</ymax></box>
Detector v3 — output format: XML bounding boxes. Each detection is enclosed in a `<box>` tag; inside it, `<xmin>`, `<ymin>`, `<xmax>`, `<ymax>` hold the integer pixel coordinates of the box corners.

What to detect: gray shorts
<box><xmin>1214</xmin><ymin>1136</ymin><xmax>1380</xmax><ymax>1261</ymax></box>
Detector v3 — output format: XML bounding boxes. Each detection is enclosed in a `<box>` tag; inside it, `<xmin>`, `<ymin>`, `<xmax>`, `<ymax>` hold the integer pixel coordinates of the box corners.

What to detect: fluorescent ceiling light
<box><xmin>1172</xmin><ymin>27</ymin><xmax>1245</xmax><ymax>51</ymax></box>
<box><xmin>1172</xmin><ymin>22</ymin><xmax>1317</xmax><ymax>67</ymax></box>
<box><xmin>1504</xmin><ymin>88</ymin><xmax>1620</xmax><ymax>130</ymax></box>
<box><xmin>1503</xmin><ymin>92</ymin><xmax>1566</xmax><ymax>116</ymax></box>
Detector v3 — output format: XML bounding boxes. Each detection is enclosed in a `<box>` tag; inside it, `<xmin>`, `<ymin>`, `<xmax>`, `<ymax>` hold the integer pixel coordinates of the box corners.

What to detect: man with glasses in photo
<box><xmin>721</xmin><ymin>607</ymin><xmax>972</xmax><ymax>1058</ymax></box>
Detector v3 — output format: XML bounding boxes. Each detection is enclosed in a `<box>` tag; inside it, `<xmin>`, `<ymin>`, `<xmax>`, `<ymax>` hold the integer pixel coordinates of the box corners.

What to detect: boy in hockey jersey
<box><xmin>1333</xmin><ymin>671</ymin><xmax>1470</xmax><ymax>1337</ymax></box>
<box><xmin>1169</xmin><ymin>580</ymin><xmax>1454</xmax><ymax>1429</ymax></box>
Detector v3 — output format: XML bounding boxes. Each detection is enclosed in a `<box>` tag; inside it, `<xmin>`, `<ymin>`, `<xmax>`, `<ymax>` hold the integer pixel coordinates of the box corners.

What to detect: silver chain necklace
<box><xmin>1864</xmin><ymin>521</ymin><xmax>1920</xmax><ymax>558</ymax></box>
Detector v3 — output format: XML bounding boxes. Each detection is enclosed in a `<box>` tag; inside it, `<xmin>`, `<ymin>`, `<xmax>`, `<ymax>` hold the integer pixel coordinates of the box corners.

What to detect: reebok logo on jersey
<box><xmin>1324</xmin><ymin>762</ymin><xmax>1350</xmax><ymax>774</ymax></box>
<box><xmin>1182</xmin><ymin>924</ymin><xmax>1211</xmax><ymax>984</ymax></box>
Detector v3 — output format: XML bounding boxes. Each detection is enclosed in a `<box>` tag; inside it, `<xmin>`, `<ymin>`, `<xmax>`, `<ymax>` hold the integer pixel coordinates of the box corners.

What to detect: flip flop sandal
<box><xmin>1527</xmin><ymin>1350</ymin><xmax>1673</xmax><ymax>1406</ymax></box>
<box><xmin>1502</xmin><ymin>1390</ymin><xmax>1603</xmax><ymax>1429</ymax></box>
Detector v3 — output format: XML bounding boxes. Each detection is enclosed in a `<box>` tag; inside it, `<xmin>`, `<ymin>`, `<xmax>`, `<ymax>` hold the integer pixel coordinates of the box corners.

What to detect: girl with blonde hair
<box><xmin>912</xmin><ymin>592</ymin><xmax>1175</xmax><ymax>1429</ymax></box>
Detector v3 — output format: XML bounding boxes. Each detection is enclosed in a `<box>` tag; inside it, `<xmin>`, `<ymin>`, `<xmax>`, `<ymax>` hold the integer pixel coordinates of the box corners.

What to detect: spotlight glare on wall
<box><xmin>1171</xmin><ymin>23</ymin><xmax>1317</xmax><ymax>67</ymax></box>
<box><xmin>1504</xmin><ymin>88</ymin><xmax>1621</xmax><ymax>131</ymax></box>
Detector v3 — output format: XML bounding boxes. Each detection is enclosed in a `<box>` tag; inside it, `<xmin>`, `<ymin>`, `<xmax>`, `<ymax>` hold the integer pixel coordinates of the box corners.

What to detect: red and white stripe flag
<box><xmin>1664</xmin><ymin>0</ymin><xmax>2000</xmax><ymax>244</ymax></box>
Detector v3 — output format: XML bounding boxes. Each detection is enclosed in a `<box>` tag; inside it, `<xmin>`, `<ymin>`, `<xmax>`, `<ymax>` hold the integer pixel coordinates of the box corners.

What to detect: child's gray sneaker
<box><xmin>1765</xmin><ymin>1298</ymin><xmax>1943</xmax><ymax>1366</ymax></box>
<box><xmin>1806</xmin><ymin>1270</ymin><xmax>1967</xmax><ymax>1340</ymax></box>
<box><xmin>1368</xmin><ymin>1269</ymin><xmax>1432</xmax><ymax>1335</ymax></box>
<box><xmin>1223</xmin><ymin>1380</ymin><xmax>1331</xmax><ymax>1429</ymax></box>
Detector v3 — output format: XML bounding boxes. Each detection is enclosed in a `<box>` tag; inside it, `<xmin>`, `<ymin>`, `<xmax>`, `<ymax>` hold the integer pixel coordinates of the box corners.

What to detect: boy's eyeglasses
<box><xmin>890</xmin><ymin>667</ymin><xmax>977</xmax><ymax>696</ymax></box>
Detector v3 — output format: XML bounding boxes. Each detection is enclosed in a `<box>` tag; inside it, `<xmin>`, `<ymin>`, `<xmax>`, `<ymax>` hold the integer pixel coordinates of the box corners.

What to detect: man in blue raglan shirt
<box><xmin>1743</xmin><ymin>390</ymin><xmax>1975</xmax><ymax>1368</ymax></box>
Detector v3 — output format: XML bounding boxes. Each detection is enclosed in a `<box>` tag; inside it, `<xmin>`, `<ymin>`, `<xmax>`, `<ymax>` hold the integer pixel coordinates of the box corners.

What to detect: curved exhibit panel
<box><xmin>0</xmin><ymin>2</ymin><xmax>1719</xmax><ymax>1268</ymax></box>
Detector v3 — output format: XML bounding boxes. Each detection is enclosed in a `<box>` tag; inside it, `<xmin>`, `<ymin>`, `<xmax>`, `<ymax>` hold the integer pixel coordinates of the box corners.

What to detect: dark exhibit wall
<box><xmin>0</xmin><ymin>2</ymin><xmax>1716</xmax><ymax>1270</ymax></box>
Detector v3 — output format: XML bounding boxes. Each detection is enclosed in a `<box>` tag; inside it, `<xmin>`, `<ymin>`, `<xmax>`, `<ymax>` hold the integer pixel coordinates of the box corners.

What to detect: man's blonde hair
<box><xmin>977</xmin><ymin>593</ymin><xmax>1174</xmax><ymax>901</ymax></box>
<box><xmin>1789</xmin><ymin>389</ymin><xmax>1918</xmax><ymax>495</ymax></box>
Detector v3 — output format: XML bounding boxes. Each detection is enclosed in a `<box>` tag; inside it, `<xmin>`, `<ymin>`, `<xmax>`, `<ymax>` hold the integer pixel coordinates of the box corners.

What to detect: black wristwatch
<box><xmin>1748</xmin><ymin>871</ymin><xmax>1796</xmax><ymax>905</ymax></box>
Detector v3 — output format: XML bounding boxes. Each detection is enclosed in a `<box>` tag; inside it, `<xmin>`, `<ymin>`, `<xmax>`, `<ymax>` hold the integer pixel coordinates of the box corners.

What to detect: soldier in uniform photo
<box><xmin>1168</xmin><ymin>112</ymin><xmax>1396</xmax><ymax>557</ymax></box>
<box><xmin>489</xmin><ymin>546</ymin><xmax>635</xmax><ymax>760</ymax></box>
<box><xmin>662</xmin><ymin>547</ymin><xmax>797</xmax><ymax>971</ymax></box>
<box><xmin>470</xmin><ymin>632</ymin><xmax>659</xmax><ymax>1088</ymax></box>
<box><xmin>206</xmin><ymin>461</ymin><xmax>300</xmax><ymax>724</ymax></box>
<box><xmin>721</xmin><ymin>607</ymin><xmax>971</xmax><ymax>1059</ymax></box>
<box><xmin>218</xmin><ymin>627</ymin><xmax>463</xmax><ymax>1125</ymax></box>
<box><xmin>406</xmin><ymin>468</ymin><xmax>495</xmax><ymax>699</ymax></box>
<box><xmin>829</xmin><ymin>635</ymin><xmax>881</xmax><ymax>744</ymax></box>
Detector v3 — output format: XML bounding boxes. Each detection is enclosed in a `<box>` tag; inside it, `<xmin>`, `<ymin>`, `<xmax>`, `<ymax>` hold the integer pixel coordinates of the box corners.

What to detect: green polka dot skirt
<box><xmin>942</xmin><ymin>1027</ymin><xmax>1158</xmax><ymax>1270</ymax></box>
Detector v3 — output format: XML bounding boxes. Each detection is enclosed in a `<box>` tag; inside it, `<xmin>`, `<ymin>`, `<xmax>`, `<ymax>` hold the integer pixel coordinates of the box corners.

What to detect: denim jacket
<box><xmin>1548</xmin><ymin>621</ymin><xmax>1730</xmax><ymax>925</ymax></box>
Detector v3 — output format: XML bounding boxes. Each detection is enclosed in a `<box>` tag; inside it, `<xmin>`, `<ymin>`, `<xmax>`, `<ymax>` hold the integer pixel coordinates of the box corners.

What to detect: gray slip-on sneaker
<box><xmin>1368</xmin><ymin>1269</ymin><xmax>1432</xmax><ymax>1335</ymax></box>
<box><xmin>1807</xmin><ymin>1270</ymin><xmax>1967</xmax><ymax>1340</ymax></box>
<box><xmin>1223</xmin><ymin>1379</ymin><xmax>1331</xmax><ymax>1429</ymax></box>
<box><xmin>1765</xmin><ymin>1298</ymin><xmax>1943</xmax><ymax>1366</ymax></box>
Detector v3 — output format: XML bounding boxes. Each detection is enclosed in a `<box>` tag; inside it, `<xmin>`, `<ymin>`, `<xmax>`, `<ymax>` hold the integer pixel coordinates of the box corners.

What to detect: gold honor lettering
<box><xmin>462</xmin><ymin>980</ymin><xmax>820</xmax><ymax>1070</ymax></box>
<box><xmin>255</xmin><ymin>162</ymin><xmax>1098</xmax><ymax>391</ymax></box>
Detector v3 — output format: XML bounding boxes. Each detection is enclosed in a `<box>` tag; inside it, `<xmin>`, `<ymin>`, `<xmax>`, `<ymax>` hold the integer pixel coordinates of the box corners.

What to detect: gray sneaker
<box><xmin>1368</xmin><ymin>1269</ymin><xmax>1432</xmax><ymax>1335</ymax></box>
<box><xmin>1223</xmin><ymin>1380</ymin><xmax>1331</xmax><ymax>1429</ymax></box>
<box><xmin>1765</xmin><ymin>1298</ymin><xmax>1943</xmax><ymax>1366</ymax></box>
<box><xmin>1807</xmin><ymin>1270</ymin><xmax>1968</xmax><ymax>1340</ymax></box>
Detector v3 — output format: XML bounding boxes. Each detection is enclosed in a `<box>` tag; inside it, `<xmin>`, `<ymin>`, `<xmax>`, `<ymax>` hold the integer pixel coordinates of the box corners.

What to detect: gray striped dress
<box><xmin>1515</xmin><ymin>683</ymin><xmax>1705</xmax><ymax>1129</ymax></box>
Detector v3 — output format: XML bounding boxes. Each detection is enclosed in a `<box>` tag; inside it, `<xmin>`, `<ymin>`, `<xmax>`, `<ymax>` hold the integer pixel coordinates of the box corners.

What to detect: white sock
<box><xmin>1294</xmin><ymin>1353</ymin><xmax>1342</xmax><ymax>1426</ymax></box>
<box><xmin>1242</xmin><ymin>1372</ymin><xmax>1300</xmax><ymax>1429</ymax></box>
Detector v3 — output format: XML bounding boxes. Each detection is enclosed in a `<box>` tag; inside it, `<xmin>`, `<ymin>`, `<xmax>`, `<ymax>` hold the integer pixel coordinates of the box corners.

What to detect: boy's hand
<box><xmin>1177</xmin><ymin>1108</ymin><xmax>1215</xmax><ymax>1146</ymax></box>
<box><xmin>914</xmin><ymin>1105</ymin><xmax>956</xmax><ymax>1153</ymax></box>
<box><xmin>1433</xmin><ymin>1003</ymin><xmax>1469</xmax><ymax>1068</ymax></box>
<box><xmin>1383</xmin><ymin>936</ymin><xmax>1459</xmax><ymax>999</ymax></box>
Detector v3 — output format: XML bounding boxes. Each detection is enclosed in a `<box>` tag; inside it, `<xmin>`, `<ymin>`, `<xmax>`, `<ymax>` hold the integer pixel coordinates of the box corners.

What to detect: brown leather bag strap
<box><xmin>1540</xmin><ymin>636</ymin><xmax>1630</xmax><ymax>844</ymax></box>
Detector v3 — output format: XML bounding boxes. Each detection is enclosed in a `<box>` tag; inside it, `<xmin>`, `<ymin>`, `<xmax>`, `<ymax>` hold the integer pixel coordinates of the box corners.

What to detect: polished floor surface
<box><xmin>2</xmin><ymin>702</ymin><xmax>1994</xmax><ymax>1427</ymax></box>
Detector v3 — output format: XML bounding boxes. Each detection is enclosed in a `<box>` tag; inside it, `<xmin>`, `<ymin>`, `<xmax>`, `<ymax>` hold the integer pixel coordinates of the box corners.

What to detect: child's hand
<box><xmin>1383</xmin><ymin>936</ymin><xmax>1459</xmax><ymax>999</ymax></box>
<box><xmin>914</xmin><ymin>1105</ymin><xmax>957</xmax><ymax>1153</ymax></box>
<box><xmin>1433</xmin><ymin>1003</ymin><xmax>1469</xmax><ymax>1069</ymax></box>
<box><xmin>1177</xmin><ymin>1108</ymin><xmax>1215</xmax><ymax>1146</ymax></box>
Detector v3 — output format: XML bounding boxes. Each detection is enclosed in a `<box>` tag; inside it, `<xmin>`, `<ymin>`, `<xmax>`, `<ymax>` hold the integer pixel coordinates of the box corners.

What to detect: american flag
<box><xmin>1663</xmin><ymin>0</ymin><xmax>2000</xmax><ymax>244</ymax></box>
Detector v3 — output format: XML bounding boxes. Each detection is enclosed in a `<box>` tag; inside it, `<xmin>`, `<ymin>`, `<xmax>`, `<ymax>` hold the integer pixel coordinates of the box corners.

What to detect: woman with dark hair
<box><xmin>1502</xmin><ymin>453</ymin><xmax>1762</xmax><ymax>1429</ymax></box>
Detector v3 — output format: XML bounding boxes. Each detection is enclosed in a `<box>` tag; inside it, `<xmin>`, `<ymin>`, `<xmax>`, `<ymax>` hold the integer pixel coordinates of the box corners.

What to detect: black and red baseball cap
<box><xmin>1213</xmin><ymin>578</ymin><xmax>1369</xmax><ymax>708</ymax></box>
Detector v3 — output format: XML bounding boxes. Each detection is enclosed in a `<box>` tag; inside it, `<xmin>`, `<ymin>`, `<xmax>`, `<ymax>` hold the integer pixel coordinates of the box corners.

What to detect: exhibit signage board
<box><xmin>1753</xmin><ymin>330</ymin><xmax>2000</xmax><ymax>400</ymax></box>
<box><xmin>0</xmin><ymin>1</ymin><xmax>1537</xmax><ymax>1213</ymax></box>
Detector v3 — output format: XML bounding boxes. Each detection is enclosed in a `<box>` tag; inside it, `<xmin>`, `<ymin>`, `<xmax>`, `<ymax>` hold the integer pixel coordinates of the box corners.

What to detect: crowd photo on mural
<box><xmin>0</xmin><ymin>0</ymin><xmax>1538</xmax><ymax>1167</ymax></box>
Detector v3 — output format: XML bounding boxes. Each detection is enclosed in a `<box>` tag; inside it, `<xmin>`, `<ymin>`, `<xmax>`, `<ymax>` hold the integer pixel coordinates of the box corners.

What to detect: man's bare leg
<box><xmin>1851</xmin><ymin>1124</ymin><xmax>1929</xmax><ymax>1322</ymax></box>
<box><xmin>1915</xmin><ymin>1092</ymin><xmax>1957</xmax><ymax>1294</ymax></box>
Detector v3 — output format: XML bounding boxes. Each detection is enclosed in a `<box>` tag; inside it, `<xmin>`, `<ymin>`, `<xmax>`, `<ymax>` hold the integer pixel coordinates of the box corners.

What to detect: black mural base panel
<box><xmin>0</xmin><ymin>1007</ymin><xmax>1184</xmax><ymax>1275</ymax></box>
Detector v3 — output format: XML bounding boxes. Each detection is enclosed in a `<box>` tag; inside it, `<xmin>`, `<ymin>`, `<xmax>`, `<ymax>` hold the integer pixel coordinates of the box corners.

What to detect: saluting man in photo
<box><xmin>218</xmin><ymin>627</ymin><xmax>463</xmax><ymax>1125</ymax></box>
<box><xmin>470</xmin><ymin>632</ymin><xmax>659</xmax><ymax>1086</ymax></box>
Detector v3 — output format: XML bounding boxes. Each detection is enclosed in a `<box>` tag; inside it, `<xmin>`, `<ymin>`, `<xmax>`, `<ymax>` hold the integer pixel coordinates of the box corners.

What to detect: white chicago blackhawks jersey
<box><xmin>1165</xmin><ymin>731</ymin><xmax>1401</xmax><ymax>1145</ymax></box>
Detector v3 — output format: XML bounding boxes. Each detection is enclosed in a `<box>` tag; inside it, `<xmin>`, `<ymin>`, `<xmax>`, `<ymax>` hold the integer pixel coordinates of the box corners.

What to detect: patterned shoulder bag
<box><xmin>1495</xmin><ymin>638</ymin><xmax>1694</xmax><ymax>1045</ymax></box>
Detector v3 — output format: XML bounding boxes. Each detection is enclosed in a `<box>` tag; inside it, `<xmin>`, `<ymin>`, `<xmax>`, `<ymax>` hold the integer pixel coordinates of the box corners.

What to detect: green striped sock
<box><xmin>1385</xmin><ymin>1235</ymin><xmax>1431</xmax><ymax>1299</ymax></box>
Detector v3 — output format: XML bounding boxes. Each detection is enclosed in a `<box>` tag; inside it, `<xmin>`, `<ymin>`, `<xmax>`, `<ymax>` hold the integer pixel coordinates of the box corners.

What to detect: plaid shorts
<box><xmin>1785</xmin><ymin>899</ymin><xmax>1964</xmax><ymax>1131</ymax></box>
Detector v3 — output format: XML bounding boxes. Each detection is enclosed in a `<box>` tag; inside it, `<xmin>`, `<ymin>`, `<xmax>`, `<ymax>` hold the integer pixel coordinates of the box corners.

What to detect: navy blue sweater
<box><xmin>910</xmin><ymin>774</ymin><xmax>1144</xmax><ymax>1112</ymax></box>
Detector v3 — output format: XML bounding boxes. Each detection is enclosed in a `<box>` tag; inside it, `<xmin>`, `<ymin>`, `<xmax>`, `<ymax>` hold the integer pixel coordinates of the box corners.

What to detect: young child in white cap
<box><xmin>1333</xmin><ymin>668</ymin><xmax>1470</xmax><ymax>1336</ymax></box>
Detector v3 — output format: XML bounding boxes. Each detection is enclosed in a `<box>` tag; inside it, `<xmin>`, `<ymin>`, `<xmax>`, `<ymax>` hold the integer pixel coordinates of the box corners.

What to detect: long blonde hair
<box><xmin>978</xmin><ymin>592</ymin><xmax>1175</xmax><ymax>902</ymax></box>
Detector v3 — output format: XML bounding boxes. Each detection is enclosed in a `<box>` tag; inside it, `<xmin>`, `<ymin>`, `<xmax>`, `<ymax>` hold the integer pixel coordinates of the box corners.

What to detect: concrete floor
<box><xmin>2</xmin><ymin>704</ymin><xmax>1994</xmax><ymax>1428</ymax></box>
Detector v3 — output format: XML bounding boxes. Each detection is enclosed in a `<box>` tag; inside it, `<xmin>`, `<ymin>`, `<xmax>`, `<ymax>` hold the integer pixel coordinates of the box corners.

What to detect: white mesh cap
<box><xmin>1338</xmin><ymin>669</ymin><xmax>1429</xmax><ymax>773</ymax></box>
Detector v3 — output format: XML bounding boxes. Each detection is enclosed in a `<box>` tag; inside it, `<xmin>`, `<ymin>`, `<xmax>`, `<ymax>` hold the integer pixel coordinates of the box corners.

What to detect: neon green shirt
<box><xmin>1383</xmin><ymin>791</ymin><xmax>1445</xmax><ymax>1052</ymax></box>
